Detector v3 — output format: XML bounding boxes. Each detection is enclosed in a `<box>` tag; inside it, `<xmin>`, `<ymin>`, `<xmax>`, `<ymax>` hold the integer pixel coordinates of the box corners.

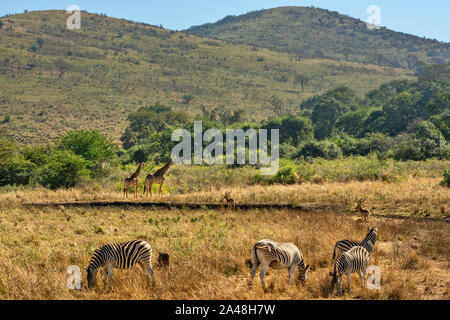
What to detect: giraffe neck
<box><xmin>131</xmin><ymin>163</ymin><xmax>143</xmax><ymax>178</ymax></box>
<box><xmin>156</xmin><ymin>159</ymin><xmax>172</xmax><ymax>177</ymax></box>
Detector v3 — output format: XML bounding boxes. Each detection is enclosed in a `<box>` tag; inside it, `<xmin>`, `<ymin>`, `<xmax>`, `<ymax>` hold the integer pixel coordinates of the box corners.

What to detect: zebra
<box><xmin>332</xmin><ymin>226</ymin><xmax>378</xmax><ymax>260</ymax></box>
<box><xmin>249</xmin><ymin>239</ymin><xmax>310</xmax><ymax>292</ymax></box>
<box><xmin>329</xmin><ymin>246</ymin><xmax>370</xmax><ymax>295</ymax></box>
<box><xmin>85</xmin><ymin>239</ymin><xmax>156</xmax><ymax>290</ymax></box>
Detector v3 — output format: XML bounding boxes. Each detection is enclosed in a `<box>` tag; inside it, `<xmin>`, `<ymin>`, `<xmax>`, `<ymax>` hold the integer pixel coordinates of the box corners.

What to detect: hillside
<box><xmin>186</xmin><ymin>6</ymin><xmax>450</xmax><ymax>70</ymax></box>
<box><xmin>0</xmin><ymin>10</ymin><xmax>411</xmax><ymax>145</ymax></box>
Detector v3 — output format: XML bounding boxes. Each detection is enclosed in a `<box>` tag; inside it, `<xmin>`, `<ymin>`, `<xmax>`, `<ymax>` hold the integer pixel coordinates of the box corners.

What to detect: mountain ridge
<box><xmin>185</xmin><ymin>6</ymin><xmax>450</xmax><ymax>70</ymax></box>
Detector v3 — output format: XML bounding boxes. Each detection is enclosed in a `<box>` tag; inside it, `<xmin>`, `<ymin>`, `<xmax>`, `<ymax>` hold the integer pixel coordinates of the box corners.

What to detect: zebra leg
<box><xmin>347</xmin><ymin>272</ymin><xmax>351</xmax><ymax>293</ymax></box>
<box><xmin>359</xmin><ymin>270</ymin><xmax>365</xmax><ymax>288</ymax></box>
<box><xmin>287</xmin><ymin>264</ymin><xmax>298</xmax><ymax>285</ymax></box>
<box><xmin>140</xmin><ymin>261</ymin><xmax>156</xmax><ymax>287</ymax></box>
<box><xmin>260</xmin><ymin>264</ymin><xmax>269</xmax><ymax>292</ymax></box>
<box><xmin>338</xmin><ymin>276</ymin><xmax>343</xmax><ymax>296</ymax></box>
<box><xmin>249</xmin><ymin>262</ymin><xmax>259</xmax><ymax>288</ymax></box>
<box><xmin>105</xmin><ymin>264</ymin><xmax>113</xmax><ymax>291</ymax></box>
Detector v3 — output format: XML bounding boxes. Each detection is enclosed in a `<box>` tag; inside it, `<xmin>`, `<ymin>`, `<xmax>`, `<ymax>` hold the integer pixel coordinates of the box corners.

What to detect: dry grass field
<box><xmin>0</xmin><ymin>178</ymin><xmax>449</xmax><ymax>300</ymax></box>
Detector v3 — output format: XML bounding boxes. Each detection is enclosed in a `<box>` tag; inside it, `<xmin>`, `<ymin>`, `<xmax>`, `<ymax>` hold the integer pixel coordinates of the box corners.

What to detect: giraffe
<box><xmin>123</xmin><ymin>162</ymin><xmax>146</xmax><ymax>198</ymax></box>
<box><xmin>143</xmin><ymin>158</ymin><xmax>173</xmax><ymax>196</ymax></box>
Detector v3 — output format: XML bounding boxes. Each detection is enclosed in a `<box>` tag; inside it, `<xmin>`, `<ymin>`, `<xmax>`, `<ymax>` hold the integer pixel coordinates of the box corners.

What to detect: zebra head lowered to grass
<box><xmin>249</xmin><ymin>239</ymin><xmax>310</xmax><ymax>292</ymax></box>
<box><xmin>329</xmin><ymin>246</ymin><xmax>370</xmax><ymax>295</ymax></box>
<box><xmin>332</xmin><ymin>226</ymin><xmax>378</xmax><ymax>260</ymax></box>
<box><xmin>85</xmin><ymin>239</ymin><xmax>156</xmax><ymax>290</ymax></box>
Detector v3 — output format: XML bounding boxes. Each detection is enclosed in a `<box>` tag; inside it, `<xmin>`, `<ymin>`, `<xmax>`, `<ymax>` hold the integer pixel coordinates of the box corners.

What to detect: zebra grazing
<box><xmin>249</xmin><ymin>239</ymin><xmax>310</xmax><ymax>292</ymax></box>
<box><xmin>332</xmin><ymin>227</ymin><xmax>378</xmax><ymax>260</ymax></box>
<box><xmin>329</xmin><ymin>246</ymin><xmax>370</xmax><ymax>295</ymax></box>
<box><xmin>86</xmin><ymin>239</ymin><xmax>156</xmax><ymax>290</ymax></box>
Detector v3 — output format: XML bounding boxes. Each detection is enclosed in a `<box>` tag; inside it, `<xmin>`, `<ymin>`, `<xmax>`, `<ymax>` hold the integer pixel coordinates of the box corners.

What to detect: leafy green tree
<box><xmin>121</xmin><ymin>103</ymin><xmax>189</xmax><ymax>149</ymax></box>
<box><xmin>415</xmin><ymin>120</ymin><xmax>447</xmax><ymax>159</ymax></box>
<box><xmin>418</xmin><ymin>63</ymin><xmax>450</xmax><ymax>82</ymax></box>
<box><xmin>430</xmin><ymin>111</ymin><xmax>450</xmax><ymax>140</ymax></box>
<box><xmin>335</xmin><ymin>107</ymin><xmax>378</xmax><ymax>136</ymax></box>
<box><xmin>263</xmin><ymin>116</ymin><xmax>313</xmax><ymax>146</ymax></box>
<box><xmin>312</xmin><ymin>97</ymin><xmax>350</xmax><ymax>139</ymax></box>
<box><xmin>57</xmin><ymin>129</ymin><xmax>118</xmax><ymax>168</ymax></box>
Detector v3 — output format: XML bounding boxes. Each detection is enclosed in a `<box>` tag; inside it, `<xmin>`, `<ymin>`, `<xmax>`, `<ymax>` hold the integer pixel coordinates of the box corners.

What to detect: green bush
<box><xmin>39</xmin><ymin>150</ymin><xmax>88</xmax><ymax>189</ymax></box>
<box><xmin>0</xmin><ymin>157</ymin><xmax>37</xmax><ymax>186</ymax></box>
<box><xmin>57</xmin><ymin>129</ymin><xmax>118</xmax><ymax>173</ymax></box>
<box><xmin>297</xmin><ymin>140</ymin><xmax>342</xmax><ymax>159</ymax></box>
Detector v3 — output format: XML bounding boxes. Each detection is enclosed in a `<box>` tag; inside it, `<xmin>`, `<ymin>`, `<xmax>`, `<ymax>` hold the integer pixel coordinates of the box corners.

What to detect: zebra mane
<box><xmin>360</xmin><ymin>227</ymin><xmax>377</xmax><ymax>246</ymax></box>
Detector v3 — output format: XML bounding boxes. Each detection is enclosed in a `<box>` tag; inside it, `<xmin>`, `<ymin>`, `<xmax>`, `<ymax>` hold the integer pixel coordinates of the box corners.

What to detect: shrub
<box><xmin>271</xmin><ymin>165</ymin><xmax>298</xmax><ymax>184</ymax></box>
<box><xmin>297</xmin><ymin>140</ymin><xmax>342</xmax><ymax>159</ymax></box>
<box><xmin>0</xmin><ymin>157</ymin><xmax>36</xmax><ymax>186</ymax></box>
<box><xmin>39</xmin><ymin>150</ymin><xmax>88</xmax><ymax>189</ymax></box>
<box><xmin>57</xmin><ymin>129</ymin><xmax>118</xmax><ymax>170</ymax></box>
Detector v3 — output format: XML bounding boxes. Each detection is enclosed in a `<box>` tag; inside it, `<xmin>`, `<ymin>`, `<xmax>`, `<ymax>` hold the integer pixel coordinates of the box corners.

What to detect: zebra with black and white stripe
<box><xmin>249</xmin><ymin>239</ymin><xmax>310</xmax><ymax>292</ymax></box>
<box><xmin>85</xmin><ymin>239</ymin><xmax>156</xmax><ymax>289</ymax></box>
<box><xmin>329</xmin><ymin>246</ymin><xmax>370</xmax><ymax>295</ymax></box>
<box><xmin>332</xmin><ymin>226</ymin><xmax>378</xmax><ymax>260</ymax></box>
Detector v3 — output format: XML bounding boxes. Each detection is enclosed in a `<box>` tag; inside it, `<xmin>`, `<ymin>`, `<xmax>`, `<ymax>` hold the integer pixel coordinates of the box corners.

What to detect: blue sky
<box><xmin>1</xmin><ymin>0</ymin><xmax>449</xmax><ymax>42</ymax></box>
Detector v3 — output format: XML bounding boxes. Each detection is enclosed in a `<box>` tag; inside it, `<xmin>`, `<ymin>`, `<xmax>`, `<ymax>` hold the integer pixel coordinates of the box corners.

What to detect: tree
<box><xmin>294</xmin><ymin>74</ymin><xmax>310</xmax><ymax>93</ymax></box>
<box><xmin>36</xmin><ymin>37</ymin><xmax>44</xmax><ymax>49</ymax></box>
<box><xmin>57</xmin><ymin>129</ymin><xmax>118</xmax><ymax>168</ymax></box>
<box><xmin>342</xmin><ymin>48</ymin><xmax>353</xmax><ymax>62</ymax></box>
<box><xmin>312</xmin><ymin>97</ymin><xmax>350</xmax><ymax>139</ymax></box>
<box><xmin>263</xmin><ymin>116</ymin><xmax>313</xmax><ymax>146</ymax></box>
<box><xmin>53</xmin><ymin>59</ymin><xmax>70</xmax><ymax>79</ymax></box>
<box><xmin>182</xmin><ymin>94</ymin><xmax>195</xmax><ymax>105</ymax></box>
<box><xmin>418</xmin><ymin>63</ymin><xmax>450</xmax><ymax>82</ymax></box>
<box><xmin>296</xmin><ymin>140</ymin><xmax>342</xmax><ymax>159</ymax></box>
<box><xmin>121</xmin><ymin>103</ymin><xmax>189</xmax><ymax>149</ymax></box>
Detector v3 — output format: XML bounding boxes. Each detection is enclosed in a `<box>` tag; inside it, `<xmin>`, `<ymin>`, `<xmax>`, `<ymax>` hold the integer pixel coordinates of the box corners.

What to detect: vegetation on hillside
<box><xmin>0</xmin><ymin>10</ymin><xmax>410</xmax><ymax>144</ymax></box>
<box><xmin>186</xmin><ymin>6</ymin><xmax>450</xmax><ymax>70</ymax></box>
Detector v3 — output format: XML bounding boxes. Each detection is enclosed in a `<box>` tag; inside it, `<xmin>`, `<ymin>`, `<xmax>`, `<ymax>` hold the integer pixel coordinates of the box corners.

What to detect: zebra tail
<box><xmin>332</xmin><ymin>244</ymin><xmax>337</xmax><ymax>260</ymax></box>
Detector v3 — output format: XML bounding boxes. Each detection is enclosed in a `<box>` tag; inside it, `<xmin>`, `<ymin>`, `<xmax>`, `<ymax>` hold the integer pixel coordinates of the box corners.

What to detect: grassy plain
<box><xmin>0</xmin><ymin>202</ymin><xmax>448</xmax><ymax>299</ymax></box>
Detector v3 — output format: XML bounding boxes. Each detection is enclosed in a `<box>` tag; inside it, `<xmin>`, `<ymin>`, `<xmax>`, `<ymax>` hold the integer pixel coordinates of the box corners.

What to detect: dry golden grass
<box><xmin>2</xmin><ymin>177</ymin><xmax>448</xmax><ymax>218</ymax></box>
<box><xmin>0</xmin><ymin>200</ymin><xmax>448</xmax><ymax>300</ymax></box>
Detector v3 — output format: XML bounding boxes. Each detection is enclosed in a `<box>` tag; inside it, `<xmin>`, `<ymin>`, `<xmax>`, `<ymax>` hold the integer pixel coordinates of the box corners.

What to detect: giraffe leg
<box><xmin>159</xmin><ymin>182</ymin><xmax>163</xmax><ymax>196</ymax></box>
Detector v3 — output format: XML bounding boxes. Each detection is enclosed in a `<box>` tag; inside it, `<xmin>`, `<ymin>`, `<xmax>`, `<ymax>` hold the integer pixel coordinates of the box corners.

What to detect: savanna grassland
<box><xmin>0</xmin><ymin>162</ymin><xmax>449</xmax><ymax>300</ymax></box>
<box><xmin>0</xmin><ymin>201</ymin><xmax>449</xmax><ymax>300</ymax></box>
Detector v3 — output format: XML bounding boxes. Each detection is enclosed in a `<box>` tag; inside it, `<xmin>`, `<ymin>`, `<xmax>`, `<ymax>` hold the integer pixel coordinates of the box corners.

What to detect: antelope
<box><xmin>356</xmin><ymin>198</ymin><xmax>371</xmax><ymax>221</ymax></box>
<box><xmin>224</xmin><ymin>191</ymin><xmax>235</xmax><ymax>210</ymax></box>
